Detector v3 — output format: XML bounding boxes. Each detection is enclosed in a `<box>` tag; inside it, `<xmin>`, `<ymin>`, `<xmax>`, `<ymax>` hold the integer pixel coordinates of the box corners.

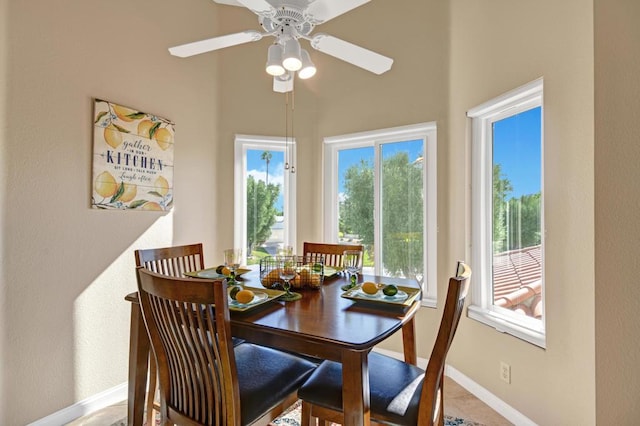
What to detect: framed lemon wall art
<box><xmin>92</xmin><ymin>99</ymin><xmax>174</xmax><ymax>211</ymax></box>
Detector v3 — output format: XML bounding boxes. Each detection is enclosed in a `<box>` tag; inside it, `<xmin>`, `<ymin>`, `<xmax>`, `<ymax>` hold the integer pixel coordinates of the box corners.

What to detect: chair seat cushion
<box><xmin>298</xmin><ymin>352</ymin><xmax>425</xmax><ymax>426</ymax></box>
<box><xmin>236</xmin><ymin>343</ymin><xmax>317</xmax><ymax>424</ymax></box>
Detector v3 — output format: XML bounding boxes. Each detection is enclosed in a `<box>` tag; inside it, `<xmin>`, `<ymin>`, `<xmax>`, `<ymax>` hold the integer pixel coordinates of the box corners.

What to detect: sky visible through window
<box><xmin>493</xmin><ymin>106</ymin><xmax>542</xmax><ymax>198</ymax></box>
<box><xmin>246</xmin><ymin>109</ymin><xmax>541</xmax><ymax>212</ymax></box>
<box><xmin>247</xmin><ymin>149</ymin><xmax>285</xmax><ymax>211</ymax></box>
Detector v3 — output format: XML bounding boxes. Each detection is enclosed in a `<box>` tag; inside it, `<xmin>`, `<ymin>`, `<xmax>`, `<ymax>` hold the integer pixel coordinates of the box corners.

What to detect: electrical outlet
<box><xmin>500</xmin><ymin>361</ymin><xmax>511</xmax><ymax>384</ymax></box>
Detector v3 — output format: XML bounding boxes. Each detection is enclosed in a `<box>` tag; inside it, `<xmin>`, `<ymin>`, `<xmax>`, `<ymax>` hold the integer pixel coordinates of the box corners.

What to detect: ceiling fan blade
<box><xmin>305</xmin><ymin>0</ymin><xmax>370</xmax><ymax>24</ymax></box>
<box><xmin>212</xmin><ymin>0</ymin><xmax>243</xmax><ymax>6</ymax></box>
<box><xmin>231</xmin><ymin>0</ymin><xmax>275</xmax><ymax>15</ymax></box>
<box><xmin>168</xmin><ymin>30</ymin><xmax>262</xmax><ymax>58</ymax></box>
<box><xmin>310</xmin><ymin>33</ymin><xmax>393</xmax><ymax>75</ymax></box>
<box><xmin>273</xmin><ymin>73</ymin><xmax>294</xmax><ymax>93</ymax></box>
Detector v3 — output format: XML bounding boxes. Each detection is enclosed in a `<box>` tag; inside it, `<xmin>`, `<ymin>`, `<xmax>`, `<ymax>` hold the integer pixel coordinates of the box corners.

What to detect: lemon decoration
<box><xmin>103</xmin><ymin>124</ymin><xmax>123</xmax><ymax>148</ymax></box>
<box><xmin>154</xmin><ymin>176</ymin><xmax>169</xmax><ymax>197</ymax></box>
<box><xmin>119</xmin><ymin>183</ymin><xmax>137</xmax><ymax>202</ymax></box>
<box><xmin>94</xmin><ymin>171</ymin><xmax>118</xmax><ymax>198</ymax></box>
<box><xmin>235</xmin><ymin>289</ymin><xmax>255</xmax><ymax>304</ymax></box>
<box><xmin>153</xmin><ymin>127</ymin><xmax>173</xmax><ymax>150</ymax></box>
<box><xmin>137</xmin><ymin>119</ymin><xmax>155</xmax><ymax>138</ymax></box>
<box><xmin>361</xmin><ymin>282</ymin><xmax>379</xmax><ymax>295</ymax></box>
<box><xmin>141</xmin><ymin>201</ymin><xmax>163</xmax><ymax>211</ymax></box>
<box><xmin>113</xmin><ymin>104</ymin><xmax>138</xmax><ymax>122</ymax></box>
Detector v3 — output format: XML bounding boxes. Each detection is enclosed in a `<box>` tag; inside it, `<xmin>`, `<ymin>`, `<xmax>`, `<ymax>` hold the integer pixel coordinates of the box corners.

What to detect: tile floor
<box><xmin>66</xmin><ymin>377</ymin><xmax>512</xmax><ymax>425</ymax></box>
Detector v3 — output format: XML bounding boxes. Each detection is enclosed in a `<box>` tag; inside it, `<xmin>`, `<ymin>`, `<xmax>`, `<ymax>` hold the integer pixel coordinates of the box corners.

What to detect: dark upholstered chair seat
<box><xmin>136</xmin><ymin>267</ymin><xmax>319</xmax><ymax>425</ymax></box>
<box><xmin>298</xmin><ymin>352</ymin><xmax>425</xmax><ymax>426</ymax></box>
<box><xmin>298</xmin><ymin>262</ymin><xmax>472</xmax><ymax>426</ymax></box>
<box><xmin>236</xmin><ymin>343</ymin><xmax>317</xmax><ymax>424</ymax></box>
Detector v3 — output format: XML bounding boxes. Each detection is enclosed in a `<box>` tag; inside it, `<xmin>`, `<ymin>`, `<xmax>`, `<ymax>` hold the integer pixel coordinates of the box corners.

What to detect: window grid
<box><xmin>323</xmin><ymin>123</ymin><xmax>438</xmax><ymax>306</ymax></box>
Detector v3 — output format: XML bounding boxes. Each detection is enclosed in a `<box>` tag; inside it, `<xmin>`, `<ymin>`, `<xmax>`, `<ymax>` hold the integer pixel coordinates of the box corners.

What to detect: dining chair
<box><xmin>302</xmin><ymin>242</ymin><xmax>364</xmax><ymax>269</ymax></box>
<box><xmin>134</xmin><ymin>243</ymin><xmax>208</xmax><ymax>424</ymax></box>
<box><xmin>298</xmin><ymin>262</ymin><xmax>472</xmax><ymax>426</ymax></box>
<box><xmin>136</xmin><ymin>267</ymin><xmax>317</xmax><ymax>425</ymax></box>
<box><xmin>135</xmin><ymin>243</ymin><xmax>205</xmax><ymax>277</ymax></box>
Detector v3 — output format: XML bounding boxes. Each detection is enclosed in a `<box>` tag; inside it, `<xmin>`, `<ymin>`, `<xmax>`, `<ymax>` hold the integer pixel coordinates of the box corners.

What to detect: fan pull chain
<box><xmin>290</xmin><ymin>85</ymin><xmax>295</xmax><ymax>173</ymax></box>
<box><xmin>284</xmin><ymin>91</ymin><xmax>289</xmax><ymax>170</ymax></box>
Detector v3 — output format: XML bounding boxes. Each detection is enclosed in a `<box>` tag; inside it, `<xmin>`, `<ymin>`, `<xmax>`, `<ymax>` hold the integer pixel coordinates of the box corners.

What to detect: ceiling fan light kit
<box><xmin>282</xmin><ymin>37</ymin><xmax>303</xmax><ymax>71</ymax></box>
<box><xmin>168</xmin><ymin>0</ymin><xmax>394</xmax><ymax>92</ymax></box>
<box><xmin>298</xmin><ymin>49</ymin><xmax>316</xmax><ymax>79</ymax></box>
<box><xmin>266</xmin><ymin>43</ymin><xmax>285</xmax><ymax>76</ymax></box>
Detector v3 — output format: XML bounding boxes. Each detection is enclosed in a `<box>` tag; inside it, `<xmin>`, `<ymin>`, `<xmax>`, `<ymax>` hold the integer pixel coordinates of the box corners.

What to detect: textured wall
<box><xmin>1</xmin><ymin>0</ymin><xmax>220</xmax><ymax>423</ymax></box>
<box><xmin>5</xmin><ymin>0</ymin><xmax>634</xmax><ymax>424</ymax></box>
<box><xmin>594</xmin><ymin>0</ymin><xmax>640</xmax><ymax>422</ymax></box>
<box><xmin>449</xmin><ymin>0</ymin><xmax>595</xmax><ymax>423</ymax></box>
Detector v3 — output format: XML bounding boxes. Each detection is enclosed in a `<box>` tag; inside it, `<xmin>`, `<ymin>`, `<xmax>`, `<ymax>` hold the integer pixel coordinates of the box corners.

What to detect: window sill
<box><xmin>421</xmin><ymin>297</ymin><xmax>437</xmax><ymax>309</ymax></box>
<box><xmin>468</xmin><ymin>305</ymin><xmax>546</xmax><ymax>348</ymax></box>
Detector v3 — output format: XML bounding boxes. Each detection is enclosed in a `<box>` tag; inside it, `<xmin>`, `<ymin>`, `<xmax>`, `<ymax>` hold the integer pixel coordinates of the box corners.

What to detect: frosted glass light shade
<box><xmin>298</xmin><ymin>49</ymin><xmax>316</xmax><ymax>79</ymax></box>
<box><xmin>282</xmin><ymin>38</ymin><xmax>302</xmax><ymax>71</ymax></box>
<box><xmin>266</xmin><ymin>44</ymin><xmax>285</xmax><ymax>76</ymax></box>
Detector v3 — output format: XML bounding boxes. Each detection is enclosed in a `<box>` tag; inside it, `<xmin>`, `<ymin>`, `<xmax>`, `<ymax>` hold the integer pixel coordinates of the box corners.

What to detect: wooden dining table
<box><xmin>126</xmin><ymin>269</ymin><xmax>421</xmax><ymax>426</ymax></box>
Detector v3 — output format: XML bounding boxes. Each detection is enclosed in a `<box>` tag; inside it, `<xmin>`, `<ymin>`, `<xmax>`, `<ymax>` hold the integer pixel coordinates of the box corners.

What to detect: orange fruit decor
<box><xmin>261</xmin><ymin>269</ymin><xmax>281</xmax><ymax>287</ymax></box>
<box><xmin>361</xmin><ymin>282</ymin><xmax>380</xmax><ymax>295</ymax></box>
<box><xmin>235</xmin><ymin>289</ymin><xmax>255</xmax><ymax>304</ymax></box>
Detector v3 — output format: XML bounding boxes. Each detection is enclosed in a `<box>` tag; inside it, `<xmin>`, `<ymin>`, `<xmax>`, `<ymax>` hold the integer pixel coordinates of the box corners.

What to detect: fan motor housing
<box><xmin>259</xmin><ymin>5</ymin><xmax>315</xmax><ymax>37</ymax></box>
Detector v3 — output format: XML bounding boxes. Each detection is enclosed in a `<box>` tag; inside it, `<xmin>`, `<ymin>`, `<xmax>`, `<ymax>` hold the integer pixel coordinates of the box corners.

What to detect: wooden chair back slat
<box><xmin>136</xmin><ymin>267</ymin><xmax>240</xmax><ymax>425</ymax></box>
<box><xmin>302</xmin><ymin>242</ymin><xmax>364</xmax><ymax>269</ymax></box>
<box><xmin>300</xmin><ymin>262</ymin><xmax>472</xmax><ymax>426</ymax></box>
<box><xmin>417</xmin><ymin>262</ymin><xmax>471</xmax><ymax>425</ymax></box>
<box><xmin>135</xmin><ymin>243</ymin><xmax>205</xmax><ymax>277</ymax></box>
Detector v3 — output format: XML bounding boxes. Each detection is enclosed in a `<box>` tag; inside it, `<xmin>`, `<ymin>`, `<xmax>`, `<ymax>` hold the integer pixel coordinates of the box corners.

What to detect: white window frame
<box><xmin>234</xmin><ymin>135</ymin><xmax>297</xmax><ymax>264</ymax></box>
<box><xmin>467</xmin><ymin>78</ymin><xmax>546</xmax><ymax>348</ymax></box>
<box><xmin>323</xmin><ymin>123</ymin><xmax>438</xmax><ymax>306</ymax></box>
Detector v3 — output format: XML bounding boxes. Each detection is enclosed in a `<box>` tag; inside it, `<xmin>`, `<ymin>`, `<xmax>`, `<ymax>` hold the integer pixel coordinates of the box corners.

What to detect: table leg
<box><xmin>402</xmin><ymin>317</ymin><xmax>418</xmax><ymax>366</ymax></box>
<box><xmin>127</xmin><ymin>301</ymin><xmax>150</xmax><ymax>426</ymax></box>
<box><xmin>342</xmin><ymin>350</ymin><xmax>370</xmax><ymax>426</ymax></box>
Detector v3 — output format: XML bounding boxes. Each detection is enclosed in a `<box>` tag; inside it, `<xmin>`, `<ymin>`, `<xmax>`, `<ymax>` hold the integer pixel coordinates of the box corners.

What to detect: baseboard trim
<box><xmin>445</xmin><ymin>364</ymin><xmax>537</xmax><ymax>426</ymax></box>
<box><xmin>30</xmin><ymin>351</ymin><xmax>536</xmax><ymax>426</ymax></box>
<box><xmin>373</xmin><ymin>347</ymin><xmax>536</xmax><ymax>426</ymax></box>
<box><xmin>28</xmin><ymin>382</ymin><xmax>128</xmax><ymax>426</ymax></box>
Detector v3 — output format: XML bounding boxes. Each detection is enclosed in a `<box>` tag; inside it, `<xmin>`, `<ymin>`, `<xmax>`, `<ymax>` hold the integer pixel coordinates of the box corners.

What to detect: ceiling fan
<box><xmin>168</xmin><ymin>0</ymin><xmax>394</xmax><ymax>92</ymax></box>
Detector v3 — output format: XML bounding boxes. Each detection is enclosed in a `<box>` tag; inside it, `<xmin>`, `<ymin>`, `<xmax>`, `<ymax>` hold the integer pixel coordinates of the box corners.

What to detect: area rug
<box><xmin>269</xmin><ymin>400</ymin><xmax>485</xmax><ymax>426</ymax></box>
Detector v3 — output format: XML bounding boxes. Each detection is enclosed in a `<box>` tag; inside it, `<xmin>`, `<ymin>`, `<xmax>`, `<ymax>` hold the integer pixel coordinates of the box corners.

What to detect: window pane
<box><xmin>381</xmin><ymin>140</ymin><xmax>425</xmax><ymax>284</ymax></box>
<box><xmin>337</xmin><ymin>146</ymin><xmax>374</xmax><ymax>273</ymax></box>
<box><xmin>492</xmin><ymin>107</ymin><xmax>542</xmax><ymax>320</ymax></box>
<box><xmin>245</xmin><ymin>149</ymin><xmax>285</xmax><ymax>265</ymax></box>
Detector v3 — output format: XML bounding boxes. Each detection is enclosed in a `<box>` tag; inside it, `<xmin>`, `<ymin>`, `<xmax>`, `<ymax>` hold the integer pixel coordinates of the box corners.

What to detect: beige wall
<box><xmin>212</xmin><ymin>0</ymin><xmax>449</xmax><ymax>253</ymax></box>
<box><xmin>1</xmin><ymin>0</ymin><xmax>222</xmax><ymax>423</ymax></box>
<box><xmin>0</xmin><ymin>0</ymin><xmax>7</xmax><ymax>420</ymax></box>
<box><xmin>594</xmin><ymin>0</ymin><xmax>640</xmax><ymax>422</ymax></box>
<box><xmin>2</xmin><ymin>0</ymin><xmax>637</xmax><ymax>424</ymax></box>
<box><xmin>449</xmin><ymin>0</ymin><xmax>596</xmax><ymax>424</ymax></box>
